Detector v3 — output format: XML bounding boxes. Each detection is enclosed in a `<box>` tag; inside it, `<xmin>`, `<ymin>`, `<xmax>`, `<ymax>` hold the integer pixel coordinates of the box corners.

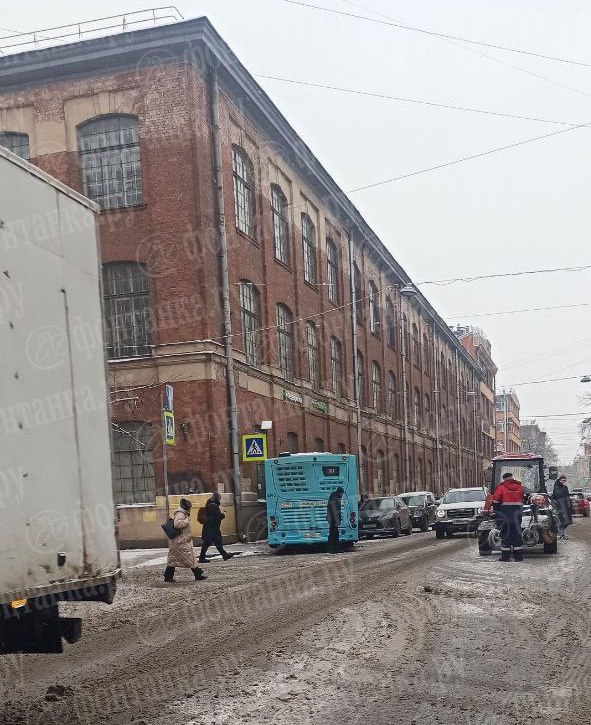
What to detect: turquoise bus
<box><xmin>264</xmin><ymin>452</ymin><xmax>359</xmax><ymax>547</ymax></box>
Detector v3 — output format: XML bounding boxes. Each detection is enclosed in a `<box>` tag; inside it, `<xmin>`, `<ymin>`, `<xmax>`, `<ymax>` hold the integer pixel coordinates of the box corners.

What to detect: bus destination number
<box><xmin>322</xmin><ymin>466</ymin><xmax>340</xmax><ymax>477</ymax></box>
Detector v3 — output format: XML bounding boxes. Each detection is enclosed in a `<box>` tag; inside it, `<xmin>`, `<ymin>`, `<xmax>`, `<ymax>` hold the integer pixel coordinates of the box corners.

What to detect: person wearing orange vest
<box><xmin>492</xmin><ymin>472</ymin><xmax>525</xmax><ymax>562</ymax></box>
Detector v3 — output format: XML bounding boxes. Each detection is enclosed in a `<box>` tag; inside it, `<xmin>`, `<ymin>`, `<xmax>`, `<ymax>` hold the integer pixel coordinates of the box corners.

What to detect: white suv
<box><xmin>434</xmin><ymin>487</ymin><xmax>488</xmax><ymax>539</ymax></box>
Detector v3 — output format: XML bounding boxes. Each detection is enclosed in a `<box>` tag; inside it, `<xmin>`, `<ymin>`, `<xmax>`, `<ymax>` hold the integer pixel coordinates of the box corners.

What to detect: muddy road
<box><xmin>2</xmin><ymin>522</ymin><xmax>591</xmax><ymax>725</ymax></box>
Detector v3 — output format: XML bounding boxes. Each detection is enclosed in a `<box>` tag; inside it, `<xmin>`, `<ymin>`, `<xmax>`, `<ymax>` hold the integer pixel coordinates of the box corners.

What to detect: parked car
<box><xmin>399</xmin><ymin>491</ymin><xmax>437</xmax><ymax>531</ymax></box>
<box><xmin>570</xmin><ymin>492</ymin><xmax>590</xmax><ymax>517</ymax></box>
<box><xmin>434</xmin><ymin>487</ymin><xmax>488</xmax><ymax>539</ymax></box>
<box><xmin>358</xmin><ymin>497</ymin><xmax>413</xmax><ymax>538</ymax></box>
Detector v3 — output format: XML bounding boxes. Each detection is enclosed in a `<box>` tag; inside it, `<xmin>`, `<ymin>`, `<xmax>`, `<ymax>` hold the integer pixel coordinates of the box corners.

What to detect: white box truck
<box><xmin>0</xmin><ymin>146</ymin><xmax>120</xmax><ymax>653</ymax></box>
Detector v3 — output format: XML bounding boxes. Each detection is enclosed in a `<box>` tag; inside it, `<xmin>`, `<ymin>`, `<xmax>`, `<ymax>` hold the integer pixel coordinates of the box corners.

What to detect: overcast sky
<box><xmin>4</xmin><ymin>0</ymin><xmax>591</xmax><ymax>463</ymax></box>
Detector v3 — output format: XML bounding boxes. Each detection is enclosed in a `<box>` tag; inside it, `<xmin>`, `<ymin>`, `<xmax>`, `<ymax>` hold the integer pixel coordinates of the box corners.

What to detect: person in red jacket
<box><xmin>492</xmin><ymin>472</ymin><xmax>525</xmax><ymax>562</ymax></box>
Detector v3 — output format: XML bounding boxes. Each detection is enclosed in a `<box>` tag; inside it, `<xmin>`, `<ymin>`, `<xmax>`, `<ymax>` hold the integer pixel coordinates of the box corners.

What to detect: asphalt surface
<box><xmin>1</xmin><ymin>520</ymin><xmax>591</xmax><ymax>725</ymax></box>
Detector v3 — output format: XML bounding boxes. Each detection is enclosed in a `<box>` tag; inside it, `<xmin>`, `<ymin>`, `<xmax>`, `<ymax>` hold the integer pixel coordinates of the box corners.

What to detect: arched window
<box><xmin>338</xmin><ymin>443</ymin><xmax>347</xmax><ymax>455</ymax></box>
<box><xmin>326</xmin><ymin>239</ymin><xmax>339</xmax><ymax>304</ymax></box>
<box><xmin>387</xmin><ymin>372</ymin><xmax>397</xmax><ymax>419</ymax></box>
<box><xmin>276</xmin><ymin>304</ymin><xmax>294</xmax><ymax>381</ymax></box>
<box><xmin>271</xmin><ymin>184</ymin><xmax>289</xmax><ymax>264</ymax></box>
<box><xmin>413</xmin><ymin>387</ymin><xmax>421</xmax><ymax>428</ymax></box>
<box><xmin>313</xmin><ymin>437</ymin><xmax>325</xmax><ymax>452</ymax></box>
<box><xmin>111</xmin><ymin>421</ymin><xmax>156</xmax><ymax>505</ymax></box>
<box><xmin>330</xmin><ymin>336</ymin><xmax>343</xmax><ymax>397</ymax></box>
<box><xmin>306</xmin><ymin>321</ymin><xmax>320</xmax><ymax>390</ymax></box>
<box><xmin>232</xmin><ymin>145</ymin><xmax>255</xmax><ymax>235</ymax></box>
<box><xmin>78</xmin><ymin>115</ymin><xmax>142</xmax><ymax>209</ymax></box>
<box><xmin>239</xmin><ymin>280</ymin><xmax>261</xmax><ymax>367</ymax></box>
<box><xmin>448</xmin><ymin>360</ymin><xmax>454</xmax><ymax>393</ymax></box>
<box><xmin>412</xmin><ymin>323</ymin><xmax>421</xmax><ymax>368</ymax></box>
<box><xmin>424</xmin><ymin>394</ymin><xmax>431</xmax><ymax>433</ymax></box>
<box><xmin>440</xmin><ymin>352</ymin><xmax>446</xmax><ymax>389</ymax></box>
<box><xmin>403</xmin><ymin>314</ymin><xmax>409</xmax><ymax>357</ymax></box>
<box><xmin>357</xmin><ymin>350</ymin><xmax>365</xmax><ymax>406</ymax></box>
<box><xmin>369</xmin><ymin>281</ymin><xmax>380</xmax><ymax>334</ymax></box>
<box><xmin>423</xmin><ymin>333</ymin><xmax>431</xmax><ymax>375</ymax></box>
<box><xmin>0</xmin><ymin>131</ymin><xmax>30</xmax><ymax>160</ymax></box>
<box><xmin>354</xmin><ymin>263</ymin><xmax>363</xmax><ymax>323</ymax></box>
<box><xmin>376</xmin><ymin>450</ymin><xmax>386</xmax><ymax>493</ymax></box>
<box><xmin>441</xmin><ymin>405</ymin><xmax>448</xmax><ymax>438</ymax></box>
<box><xmin>371</xmin><ymin>361</ymin><xmax>382</xmax><ymax>412</ymax></box>
<box><xmin>301</xmin><ymin>213</ymin><xmax>317</xmax><ymax>284</ymax></box>
<box><xmin>103</xmin><ymin>262</ymin><xmax>151</xmax><ymax>359</ymax></box>
<box><xmin>386</xmin><ymin>298</ymin><xmax>396</xmax><ymax>348</ymax></box>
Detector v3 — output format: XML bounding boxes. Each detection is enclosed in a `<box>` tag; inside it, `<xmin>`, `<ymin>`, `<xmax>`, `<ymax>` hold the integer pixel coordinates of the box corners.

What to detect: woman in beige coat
<box><xmin>164</xmin><ymin>499</ymin><xmax>206</xmax><ymax>582</ymax></box>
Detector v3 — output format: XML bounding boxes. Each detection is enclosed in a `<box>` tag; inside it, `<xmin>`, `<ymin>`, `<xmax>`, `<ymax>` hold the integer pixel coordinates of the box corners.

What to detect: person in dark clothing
<box><xmin>552</xmin><ymin>475</ymin><xmax>572</xmax><ymax>540</ymax></box>
<box><xmin>327</xmin><ymin>486</ymin><xmax>344</xmax><ymax>554</ymax></box>
<box><xmin>492</xmin><ymin>473</ymin><xmax>524</xmax><ymax>562</ymax></box>
<box><xmin>198</xmin><ymin>493</ymin><xmax>236</xmax><ymax>563</ymax></box>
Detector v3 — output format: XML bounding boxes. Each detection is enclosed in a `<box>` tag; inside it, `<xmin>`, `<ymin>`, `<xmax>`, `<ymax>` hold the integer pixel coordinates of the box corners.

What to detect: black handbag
<box><xmin>162</xmin><ymin>518</ymin><xmax>181</xmax><ymax>540</ymax></box>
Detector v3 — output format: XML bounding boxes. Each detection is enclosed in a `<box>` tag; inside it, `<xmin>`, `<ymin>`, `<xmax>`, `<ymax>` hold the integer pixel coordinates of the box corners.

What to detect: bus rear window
<box><xmin>322</xmin><ymin>466</ymin><xmax>340</xmax><ymax>477</ymax></box>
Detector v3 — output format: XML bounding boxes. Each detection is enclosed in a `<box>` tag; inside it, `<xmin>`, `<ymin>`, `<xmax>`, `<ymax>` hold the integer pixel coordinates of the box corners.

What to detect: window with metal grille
<box><xmin>369</xmin><ymin>281</ymin><xmax>380</xmax><ymax>334</ymax></box>
<box><xmin>371</xmin><ymin>361</ymin><xmax>382</xmax><ymax>412</ymax></box>
<box><xmin>387</xmin><ymin>372</ymin><xmax>397</xmax><ymax>418</ymax></box>
<box><xmin>326</xmin><ymin>239</ymin><xmax>339</xmax><ymax>303</ymax></box>
<box><xmin>239</xmin><ymin>280</ymin><xmax>261</xmax><ymax>366</ymax></box>
<box><xmin>412</xmin><ymin>323</ymin><xmax>421</xmax><ymax>368</ymax></box>
<box><xmin>271</xmin><ymin>184</ymin><xmax>289</xmax><ymax>264</ymax></box>
<box><xmin>357</xmin><ymin>349</ymin><xmax>365</xmax><ymax>406</ymax></box>
<box><xmin>276</xmin><ymin>303</ymin><xmax>294</xmax><ymax>381</ymax></box>
<box><xmin>301</xmin><ymin>213</ymin><xmax>317</xmax><ymax>284</ymax></box>
<box><xmin>233</xmin><ymin>145</ymin><xmax>254</xmax><ymax>236</ymax></box>
<box><xmin>78</xmin><ymin>115</ymin><xmax>142</xmax><ymax>209</ymax></box>
<box><xmin>386</xmin><ymin>298</ymin><xmax>396</xmax><ymax>348</ymax></box>
<box><xmin>0</xmin><ymin>131</ymin><xmax>30</xmax><ymax>160</ymax></box>
<box><xmin>354</xmin><ymin>263</ymin><xmax>363</xmax><ymax>323</ymax></box>
<box><xmin>330</xmin><ymin>336</ymin><xmax>342</xmax><ymax>398</ymax></box>
<box><xmin>103</xmin><ymin>262</ymin><xmax>151</xmax><ymax>359</ymax></box>
<box><xmin>111</xmin><ymin>421</ymin><xmax>155</xmax><ymax>505</ymax></box>
<box><xmin>306</xmin><ymin>321</ymin><xmax>320</xmax><ymax>390</ymax></box>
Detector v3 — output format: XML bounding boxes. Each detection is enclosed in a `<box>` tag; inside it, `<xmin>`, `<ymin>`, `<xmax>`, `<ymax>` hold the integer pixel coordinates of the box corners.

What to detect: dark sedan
<box><xmin>358</xmin><ymin>496</ymin><xmax>413</xmax><ymax>538</ymax></box>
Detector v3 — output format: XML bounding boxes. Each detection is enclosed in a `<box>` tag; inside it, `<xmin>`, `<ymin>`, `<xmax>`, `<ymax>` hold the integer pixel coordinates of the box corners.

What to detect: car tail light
<box><xmin>269</xmin><ymin>516</ymin><xmax>278</xmax><ymax>532</ymax></box>
<box><xmin>349</xmin><ymin>512</ymin><xmax>357</xmax><ymax>527</ymax></box>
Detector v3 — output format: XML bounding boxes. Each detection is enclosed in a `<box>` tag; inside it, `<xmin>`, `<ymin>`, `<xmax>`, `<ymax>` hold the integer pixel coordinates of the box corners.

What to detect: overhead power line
<box><xmin>449</xmin><ymin>302</ymin><xmax>591</xmax><ymax>319</ymax></box>
<box><xmin>347</xmin><ymin>119</ymin><xmax>591</xmax><ymax>193</ymax></box>
<box><xmin>506</xmin><ymin>375</ymin><xmax>583</xmax><ymax>387</ymax></box>
<box><xmin>418</xmin><ymin>264</ymin><xmax>591</xmax><ymax>286</ymax></box>
<box><xmin>256</xmin><ymin>74</ymin><xmax>580</xmax><ymax>127</ymax></box>
<box><xmin>273</xmin><ymin>0</ymin><xmax>591</xmax><ymax>68</ymax></box>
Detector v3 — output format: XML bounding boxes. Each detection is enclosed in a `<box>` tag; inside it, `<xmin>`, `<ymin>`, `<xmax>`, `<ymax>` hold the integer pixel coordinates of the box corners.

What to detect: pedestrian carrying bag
<box><xmin>162</xmin><ymin>518</ymin><xmax>181</xmax><ymax>540</ymax></box>
<box><xmin>197</xmin><ymin>507</ymin><xmax>208</xmax><ymax>525</ymax></box>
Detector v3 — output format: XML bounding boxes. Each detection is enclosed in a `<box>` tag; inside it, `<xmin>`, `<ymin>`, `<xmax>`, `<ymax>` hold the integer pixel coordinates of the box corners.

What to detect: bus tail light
<box><xmin>349</xmin><ymin>512</ymin><xmax>357</xmax><ymax>528</ymax></box>
<box><xmin>269</xmin><ymin>516</ymin><xmax>278</xmax><ymax>532</ymax></box>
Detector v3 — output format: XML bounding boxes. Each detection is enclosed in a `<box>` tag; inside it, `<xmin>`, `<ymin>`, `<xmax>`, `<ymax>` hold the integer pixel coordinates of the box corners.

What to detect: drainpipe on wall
<box><xmin>455</xmin><ymin>348</ymin><xmax>462</xmax><ymax>486</ymax></box>
<box><xmin>348</xmin><ymin>229</ymin><xmax>363</xmax><ymax>492</ymax></box>
<box><xmin>209</xmin><ymin>67</ymin><xmax>244</xmax><ymax>540</ymax></box>
<box><xmin>399</xmin><ymin>300</ymin><xmax>411</xmax><ymax>489</ymax></box>
<box><xmin>431</xmin><ymin>323</ymin><xmax>442</xmax><ymax>496</ymax></box>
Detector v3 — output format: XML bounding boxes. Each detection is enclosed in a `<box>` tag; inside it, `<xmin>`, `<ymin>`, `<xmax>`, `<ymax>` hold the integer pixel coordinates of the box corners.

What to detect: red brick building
<box><xmin>0</xmin><ymin>18</ymin><xmax>484</xmax><ymax>541</ymax></box>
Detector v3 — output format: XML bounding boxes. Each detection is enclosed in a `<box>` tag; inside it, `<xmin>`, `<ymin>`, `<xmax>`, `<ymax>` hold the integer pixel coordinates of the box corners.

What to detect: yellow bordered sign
<box><xmin>242</xmin><ymin>433</ymin><xmax>267</xmax><ymax>461</ymax></box>
<box><xmin>164</xmin><ymin>410</ymin><xmax>175</xmax><ymax>446</ymax></box>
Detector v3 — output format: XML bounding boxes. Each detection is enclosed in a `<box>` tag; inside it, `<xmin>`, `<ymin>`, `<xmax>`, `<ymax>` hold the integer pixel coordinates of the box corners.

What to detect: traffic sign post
<box><xmin>242</xmin><ymin>433</ymin><xmax>268</xmax><ymax>462</ymax></box>
<box><xmin>164</xmin><ymin>410</ymin><xmax>175</xmax><ymax>446</ymax></box>
<box><xmin>161</xmin><ymin>385</ymin><xmax>174</xmax><ymax>517</ymax></box>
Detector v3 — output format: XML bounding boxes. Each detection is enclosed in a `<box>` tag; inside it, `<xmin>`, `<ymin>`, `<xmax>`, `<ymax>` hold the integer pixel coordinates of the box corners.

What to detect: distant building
<box><xmin>520</xmin><ymin>420</ymin><xmax>547</xmax><ymax>456</ymax></box>
<box><xmin>495</xmin><ymin>390</ymin><xmax>521</xmax><ymax>454</ymax></box>
<box><xmin>454</xmin><ymin>326</ymin><xmax>497</xmax><ymax>473</ymax></box>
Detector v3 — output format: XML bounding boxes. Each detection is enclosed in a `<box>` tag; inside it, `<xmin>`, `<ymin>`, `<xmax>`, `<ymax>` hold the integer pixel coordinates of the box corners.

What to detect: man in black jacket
<box><xmin>198</xmin><ymin>493</ymin><xmax>236</xmax><ymax>563</ymax></box>
<box><xmin>327</xmin><ymin>486</ymin><xmax>344</xmax><ymax>554</ymax></box>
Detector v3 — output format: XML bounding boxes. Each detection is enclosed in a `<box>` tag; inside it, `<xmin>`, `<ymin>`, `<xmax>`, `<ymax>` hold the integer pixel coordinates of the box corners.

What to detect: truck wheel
<box><xmin>544</xmin><ymin>540</ymin><xmax>558</xmax><ymax>554</ymax></box>
<box><xmin>435</xmin><ymin>528</ymin><xmax>445</xmax><ymax>539</ymax></box>
<box><xmin>420</xmin><ymin>516</ymin><xmax>429</xmax><ymax>532</ymax></box>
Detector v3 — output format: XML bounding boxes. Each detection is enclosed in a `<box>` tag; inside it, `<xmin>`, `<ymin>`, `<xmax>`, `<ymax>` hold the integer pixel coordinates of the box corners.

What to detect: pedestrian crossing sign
<box><xmin>242</xmin><ymin>433</ymin><xmax>267</xmax><ymax>461</ymax></box>
<box><xmin>164</xmin><ymin>410</ymin><xmax>175</xmax><ymax>446</ymax></box>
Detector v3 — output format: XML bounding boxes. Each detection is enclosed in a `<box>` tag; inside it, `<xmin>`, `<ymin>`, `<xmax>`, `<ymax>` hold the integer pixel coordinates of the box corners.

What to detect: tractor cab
<box><xmin>478</xmin><ymin>453</ymin><xmax>558</xmax><ymax>556</ymax></box>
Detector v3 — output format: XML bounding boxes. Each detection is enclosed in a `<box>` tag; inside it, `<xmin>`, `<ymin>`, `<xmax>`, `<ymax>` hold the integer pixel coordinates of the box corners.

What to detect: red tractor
<box><xmin>477</xmin><ymin>453</ymin><xmax>559</xmax><ymax>556</ymax></box>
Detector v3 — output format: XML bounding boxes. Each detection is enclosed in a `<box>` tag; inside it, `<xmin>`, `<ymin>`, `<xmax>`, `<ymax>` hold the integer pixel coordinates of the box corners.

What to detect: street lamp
<box><xmin>398</xmin><ymin>282</ymin><xmax>418</xmax><ymax>488</ymax></box>
<box><xmin>581</xmin><ymin>375</ymin><xmax>591</xmax><ymax>383</ymax></box>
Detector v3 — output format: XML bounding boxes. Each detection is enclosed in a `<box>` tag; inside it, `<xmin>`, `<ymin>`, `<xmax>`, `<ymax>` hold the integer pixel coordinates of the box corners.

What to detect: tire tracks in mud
<box><xmin>0</xmin><ymin>536</ymin><xmax>461</xmax><ymax>725</ymax></box>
